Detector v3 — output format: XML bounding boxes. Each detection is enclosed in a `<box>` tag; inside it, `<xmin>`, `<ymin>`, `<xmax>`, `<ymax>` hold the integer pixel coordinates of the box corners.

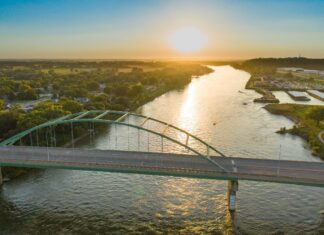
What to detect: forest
<box><xmin>0</xmin><ymin>60</ymin><xmax>212</xmax><ymax>143</ymax></box>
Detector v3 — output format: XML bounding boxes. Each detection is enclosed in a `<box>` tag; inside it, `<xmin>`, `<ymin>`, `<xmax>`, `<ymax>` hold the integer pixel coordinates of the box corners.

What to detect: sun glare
<box><xmin>168</xmin><ymin>27</ymin><xmax>207</xmax><ymax>53</ymax></box>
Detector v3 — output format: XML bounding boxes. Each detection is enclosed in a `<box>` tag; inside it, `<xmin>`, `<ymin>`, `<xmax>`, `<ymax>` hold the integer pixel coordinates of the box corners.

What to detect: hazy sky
<box><xmin>1</xmin><ymin>0</ymin><xmax>324</xmax><ymax>59</ymax></box>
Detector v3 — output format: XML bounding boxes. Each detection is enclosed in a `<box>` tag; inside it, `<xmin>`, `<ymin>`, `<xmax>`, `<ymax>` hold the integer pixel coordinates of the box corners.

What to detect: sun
<box><xmin>168</xmin><ymin>27</ymin><xmax>207</xmax><ymax>53</ymax></box>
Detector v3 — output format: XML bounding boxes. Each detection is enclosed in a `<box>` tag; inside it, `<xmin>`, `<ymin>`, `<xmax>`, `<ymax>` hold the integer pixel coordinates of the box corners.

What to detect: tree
<box><xmin>59</xmin><ymin>98</ymin><xmax>83</xmax><ymax>113</ymax></box>
<box><xmin>0</xmin><ymin>110</ymin><xmax>21</xmax><ymax>139</ymax></box>
<box><xmin>17</xmin><ymin>88</ymin><xmax>38</xmax><ymax>100</ymax></box>
<box><xmin>308</xmin><ymin>108</ymin><xmax>324</xmax><ymax>126</ymax></box>
<box><xmin>103</xmin><ymin>85</ymin><xmax>113</xmax><ymax>94</ymax></box>
<box><xmin>0</xmin><ymin>99</ymin><xmax>4</xmax><ymax>110</ymax></box>
<box><xmin>129</xmin><ymin>83</ymin><xmax>143</xmax><ymax>97</ymax></box>
<box><xmin>63</xmin><ymin>87</ymin><xmax>88</xmax><ymax>98</ymax></box>
<box><xmin>86</xmin><ymin>101</ymin><xmax>106</xmax><ymax>110</ymax></box>
<box><xmin>86</xmin><ymin>81</ymin><xmax>100</xmax><ymax>91</ymax></box>
<box><xmin>17</xmin><ymin>84</ymin><xmax>38</xmax><ymax>100</ymax></box>
<box><xmin>18</xmin><ymin>102</ymin><xmax>69</xmax><ymax>130</ymax></box>
<box><xmin>114</xmin><ymin>84</ymin><xmax>129</xmax><ymax>96</ymax></box>
<box><xmin>85</xmin><ymin>94</ymin><xmax>109</xmax><ymax>110</ymax></box>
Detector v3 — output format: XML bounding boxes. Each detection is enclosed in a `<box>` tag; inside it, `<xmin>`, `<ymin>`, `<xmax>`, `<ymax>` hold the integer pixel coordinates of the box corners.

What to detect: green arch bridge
<box><xmin>0</xmin><ymin>110</ymin><xmax>323</xmax><ymax>211</ymax></box>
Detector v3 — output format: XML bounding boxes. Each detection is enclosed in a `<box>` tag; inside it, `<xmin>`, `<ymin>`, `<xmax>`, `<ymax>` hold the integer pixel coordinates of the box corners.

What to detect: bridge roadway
<box><xmin>0</xmin><ymin>146</ymin><xmax>324</xmax><ymax>187</ymax></box>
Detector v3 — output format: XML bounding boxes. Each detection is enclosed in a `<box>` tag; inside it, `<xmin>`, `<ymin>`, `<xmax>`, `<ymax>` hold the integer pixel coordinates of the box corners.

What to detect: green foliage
<box><xmin>62</xmin><ymin>87</ymin><xmax>88</xmax><ymax>98</ymax></box>
<box><xmin>129</xmin><ymin>83</ymin><xmax>143</xmax><ymax>97</ymax></box>
<box><xmin>0</xmin><ymin>78</ymin><xmax>38</xmax><ymax>100</ymax></box>
<box><xmin>114</xmin><ymin>84</ymin><xmax>129</xmax><ymax>96</ymax></box>
<box><xmin>17</xmin><ymin>102</ymin><xmax>70</xmax><ymax>130</ymax></box>
<box><xmin>85</xmin><ymin>81</ymin><xmax>100</xmax><ymax>91</ymax></box>
<box><xmin>59</xmin><ymin>98</ymin><xmax>84</xmax><ymax>113</ymax></box>
<box><xmin>308</xmin><ymin>108</ymin><xmax>324</xmax><ymax>126</ymax></box>
<box><xmin>0</xmin><ymin>99</ymin><xmax>4</xmax><ymax>110</ymax></box>
<box><xmin>265</xmin><ymin>104</ymin><xmax>324</xmax><ymax>158</ymax></box>
<box><xmin>85</xmin><ymin>94</ymin><xmax>109</xmax><ymax>110</ymax></box>
<box><xmin>0</xmin><ymin>61</ymin><xmax>212</xmax><ymax>143</ymax></box>
<box><xmin>0</xmin><ymin>110</ymin><xmax>21</xmax><ymax>140</ymax></box>
<box><xmin>17</xmin><ymin>86</ymin><xmax>38</xmax><ymax>100</ymax></box>
<box><xmin>233</xmin><ymin>57</ymin><xmax>324</xmax><ymax>76</ymax></box>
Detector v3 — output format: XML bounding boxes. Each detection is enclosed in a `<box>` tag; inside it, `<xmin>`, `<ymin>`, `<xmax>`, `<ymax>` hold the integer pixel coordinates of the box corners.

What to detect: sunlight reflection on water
<box><xmin>0</xmin><ymin>66</ymin><xmax>323</xmax><ymax>234</ymax></box>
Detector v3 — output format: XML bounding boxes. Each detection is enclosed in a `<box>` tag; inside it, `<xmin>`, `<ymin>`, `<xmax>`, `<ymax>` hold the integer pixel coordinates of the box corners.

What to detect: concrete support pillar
<box><xmin>0</xmin><ymin>167</ymin><xmax>3</xmax><ymax>186</ymax></box>
<box><xmin>227</xmin><ymin>180</ymin><xmax>238</xmax><ymax>211</ymax></box>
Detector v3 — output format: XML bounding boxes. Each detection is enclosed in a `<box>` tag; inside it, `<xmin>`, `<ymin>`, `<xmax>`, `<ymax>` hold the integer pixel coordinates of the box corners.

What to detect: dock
<box><xmin>286</xmin><ymin>91</ymin><xmax>310</xmax><ymax>101</ymax></box>
<box><xmin>307</xmin><ymin>90</ymin><xmax>324</xmax><ymax>101</ymax></box>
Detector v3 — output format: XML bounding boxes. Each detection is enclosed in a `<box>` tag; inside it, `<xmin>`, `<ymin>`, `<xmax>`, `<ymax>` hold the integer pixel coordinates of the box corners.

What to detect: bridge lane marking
<box><xmin>1</xmin><ymin>153</ymin><xmax>324</xmax><ymax>174</ymax></box>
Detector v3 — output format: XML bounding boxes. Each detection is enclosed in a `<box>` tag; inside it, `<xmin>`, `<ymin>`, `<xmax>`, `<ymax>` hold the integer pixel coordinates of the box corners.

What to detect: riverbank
<box><xmin>242</xmin><ymin>74</ymin><xmax>280</xmax><ymax>103</ymax></box>
<box><xmin>1</xmin><ymin>64</ymin><xmax>213</xmax><ymax>182</ymax></box>
<box><xmin>264</xmin><ymin>103</ymin><xmax>324</xmax><ymax>159</ymax></box>
<box><xmin>231</xmin><ymin>58</ymin><xmax>324</xmax><ymax>104</ymax></box>
<box><xmin>231</xmin><ymin>59</ymin><xmax>324</xmax><ymax>158</ymax></box>
<box><xmin>252</xmin><ymin>87</ymin><xmax>280</xmax><ymax>103</ymax></box>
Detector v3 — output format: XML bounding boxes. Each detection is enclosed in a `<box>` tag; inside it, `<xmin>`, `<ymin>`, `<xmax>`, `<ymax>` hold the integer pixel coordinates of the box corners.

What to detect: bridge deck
<box><xmin>0</xmin><ymin>146</ymin><xmax>323</xmax><ymax>187</ymax></box>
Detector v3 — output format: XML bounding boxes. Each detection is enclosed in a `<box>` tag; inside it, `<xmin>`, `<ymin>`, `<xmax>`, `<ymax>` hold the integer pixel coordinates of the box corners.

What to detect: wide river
<box><xmin>1</xmin><ymin>66</ymin><xmax>324</xmax><ymax>234</ymax></box>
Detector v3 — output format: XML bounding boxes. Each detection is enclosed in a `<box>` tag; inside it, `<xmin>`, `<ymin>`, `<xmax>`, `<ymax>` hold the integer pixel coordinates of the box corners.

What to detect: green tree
<box><xmin>59</xmin><ymin>98</ymin><xmax>83</xmax><ymax>113</ymax></box>
<box><xmin>308</xmin><ymin>108</ymin><xmax>324</xmax><ymax>126</ymax></box>
<box><xmin>17</xmin><ymin>84</ymin><xmax>38</xmax><ymax>100</ymax></box>
<box><xmin>114</xmin><ymin>84</ymin><xmax>129</xmax><ymax>96</ymax></box>
<box><xmin>129</xmin><ymin>83</ymin><xmax>143</xmax><ymax>97</ymax></box>
<box><xmin>0</xmin><ymin>110</ymin><xmax>22</xmax><ymax>139</ymax></box>
<box><xmin>86</xmin><ymin>81</ymin><xmax>100</xmax><ymax>91</ymax></box>
<box><xmin>0</xmin><ymin>99</ymin><xmax>4</xmax><ymax>110</ymax></box>
<box><xmin>103</xmin><ymin>85</ymin><xmax>112</xmax><ymax>94</ymax></box>
<box><xmin>18</xmin><ymin>102</ymin><xmax>69</xmax><ymax>130</ymax></box>
<box><xmin>63</xmin><ymin>87</ymin><xmax>88</xmax><ymax>98</ymax></box>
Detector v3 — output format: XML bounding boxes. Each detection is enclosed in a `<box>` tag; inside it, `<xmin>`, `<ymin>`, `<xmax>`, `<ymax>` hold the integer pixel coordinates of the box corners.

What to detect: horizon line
<box><xmin>0</xmin><ymin>56</ymin><xmax>323</xmax><ymax>62</ymax></box>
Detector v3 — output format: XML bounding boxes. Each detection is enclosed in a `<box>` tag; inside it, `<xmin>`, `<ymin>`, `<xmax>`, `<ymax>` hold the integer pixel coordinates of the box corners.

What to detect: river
<box><xmin>0</xmin><ymin>66</ymin><xmax>324</xmax><ymax>234</ymax></box>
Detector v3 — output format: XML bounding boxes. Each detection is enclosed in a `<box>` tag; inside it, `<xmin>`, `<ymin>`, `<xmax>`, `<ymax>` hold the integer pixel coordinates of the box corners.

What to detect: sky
<box><xmin>1</xmin><ymin>0</ymin><xmax>324</xmax><ymax>60</ymax></box>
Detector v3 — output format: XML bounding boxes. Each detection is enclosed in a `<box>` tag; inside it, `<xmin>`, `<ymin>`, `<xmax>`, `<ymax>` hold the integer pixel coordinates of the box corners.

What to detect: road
<box><xmin>0</xmin><ymin>146</ymin><xmax>324</xmax><ymax>187</ymax></box>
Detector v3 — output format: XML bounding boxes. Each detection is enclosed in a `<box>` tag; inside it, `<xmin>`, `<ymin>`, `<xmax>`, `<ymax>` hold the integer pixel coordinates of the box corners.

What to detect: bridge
<box><xmin>0</xmin><ymin>110</ymin><xmax>324</xmax><ymax>211</ymax></box>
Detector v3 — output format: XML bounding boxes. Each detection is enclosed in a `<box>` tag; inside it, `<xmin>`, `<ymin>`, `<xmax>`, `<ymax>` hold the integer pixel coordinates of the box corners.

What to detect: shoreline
<box><xmin>1</xmin><ymin>67</ymin><xmax>213</xmax><ymax>182</ymax></box>
<box><xmin>231</xmin><ymin>63</ymin><xmax>324</xmax><ymax>160</ymax></box>
<box><xmin>230</xmin><ymin>64</ymin><xmax>324</xmax><ymax>160</ymax></box>
<box><xmin>245</xmin><ymin>76</ymin><xmax>280</xmax><ymax>103</ymax></box>
<box><xmin>264</xmin><ymin>103</ymin><xmax>324</xmax><ymax>159</ymax></box>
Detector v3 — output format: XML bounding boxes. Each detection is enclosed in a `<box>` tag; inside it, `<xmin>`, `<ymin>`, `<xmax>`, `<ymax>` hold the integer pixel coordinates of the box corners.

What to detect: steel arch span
<box><xmin>0</xmin><ymin>110</ymin><xmax>228</xmax><ymax>171</ymax></box>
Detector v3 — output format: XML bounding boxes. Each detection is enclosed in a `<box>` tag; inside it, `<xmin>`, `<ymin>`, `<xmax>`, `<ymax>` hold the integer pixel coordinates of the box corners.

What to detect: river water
<box><xmin>1</xmin><ymin>66</ymin><xmax>324</xmax><ymax>234</ymax></box>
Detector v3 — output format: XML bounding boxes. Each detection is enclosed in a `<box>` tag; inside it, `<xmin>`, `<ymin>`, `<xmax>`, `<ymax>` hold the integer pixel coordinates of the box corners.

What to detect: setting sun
<box><xmin>168</xmin><ymin>27</ymin><xmax>207</xmax><ymax>53</ymax></box>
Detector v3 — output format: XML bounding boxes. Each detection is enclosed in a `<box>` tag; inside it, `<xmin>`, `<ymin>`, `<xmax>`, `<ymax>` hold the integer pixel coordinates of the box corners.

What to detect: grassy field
<box><xmin>265</xmin><ymin>103</ymin><xmax>324</xmax><ymax>158</ymax></box>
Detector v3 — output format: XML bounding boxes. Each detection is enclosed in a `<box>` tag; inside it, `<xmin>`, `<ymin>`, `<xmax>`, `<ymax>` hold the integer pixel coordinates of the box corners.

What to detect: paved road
<box><xmin>0</xmin><ymin>146</ymin><xmax>324</xmax><ymax>187</ymax></box>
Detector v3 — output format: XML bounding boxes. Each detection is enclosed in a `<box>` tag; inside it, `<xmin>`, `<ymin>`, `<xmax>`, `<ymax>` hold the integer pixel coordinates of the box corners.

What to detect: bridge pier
<box><xmin>227</xmin><ymin>180</ymin><xmax>238</xmax><ymax>211</ymax></box>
